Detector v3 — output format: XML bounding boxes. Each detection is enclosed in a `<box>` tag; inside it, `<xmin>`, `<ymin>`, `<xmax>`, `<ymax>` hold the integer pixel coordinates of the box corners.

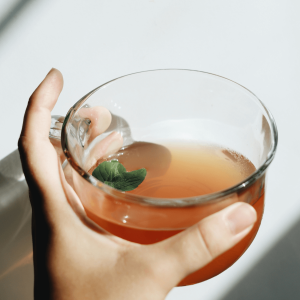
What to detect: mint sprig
<box><xmin>92</xmin><ymin>160</ymin><xmax>147</xmax><ymax>192</ymax></box>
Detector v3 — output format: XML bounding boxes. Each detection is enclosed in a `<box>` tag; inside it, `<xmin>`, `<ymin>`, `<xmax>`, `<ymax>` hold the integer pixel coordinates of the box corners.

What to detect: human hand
<box><xmin>18</xmin><ymin>69</ymin><xmax>257</xmax><ymax>300</ymax></box>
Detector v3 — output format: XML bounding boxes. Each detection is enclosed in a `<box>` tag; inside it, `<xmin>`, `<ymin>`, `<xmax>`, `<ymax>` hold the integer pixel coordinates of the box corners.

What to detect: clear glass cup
<box><xmin>50</xmin><ymin>69</ymin><xmax>278</xmax><ymax>286</ymax></box>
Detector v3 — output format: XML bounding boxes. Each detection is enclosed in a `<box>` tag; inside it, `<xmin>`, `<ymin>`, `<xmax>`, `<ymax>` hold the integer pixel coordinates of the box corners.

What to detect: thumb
<box><xmin>148</xmin><ymin>202</ymin><xmax>257</xmax><ymax>288</ymax></box>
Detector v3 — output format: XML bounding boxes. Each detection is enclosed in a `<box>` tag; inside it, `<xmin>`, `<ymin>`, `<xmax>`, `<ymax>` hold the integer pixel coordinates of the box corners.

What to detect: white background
<box><xmin>1</xmin><ymin>1</ymin><xmax>300</xmax><ymax>299</ymax></box>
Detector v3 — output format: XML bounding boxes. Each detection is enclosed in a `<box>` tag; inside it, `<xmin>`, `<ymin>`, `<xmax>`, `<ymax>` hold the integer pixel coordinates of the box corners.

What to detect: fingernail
<box><xmin>225</xmin><ymin>203</ymin><xmax>257</xmax><ymax>235</ymax></box>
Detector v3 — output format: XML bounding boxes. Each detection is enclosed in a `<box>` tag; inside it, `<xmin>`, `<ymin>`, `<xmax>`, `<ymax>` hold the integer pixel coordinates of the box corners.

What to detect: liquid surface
<box><xmin>99</xmin><ymin>142</ymin><xmax>256</xmax><ymax>198</ymax></box>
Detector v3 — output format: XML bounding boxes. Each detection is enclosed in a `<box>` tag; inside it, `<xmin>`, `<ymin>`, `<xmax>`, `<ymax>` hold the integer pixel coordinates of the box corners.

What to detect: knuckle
<box><xmin>18</xmin><ymin>136</ymin><xmax>28</xmax><ymax>153</ymax></box>
<box><xmin>196</xmin><ymin>222</ymin><xmax>216</xmax><ymax>261</ymax></box>
<box><xmin>18</xmin><ymin>136</ymin><xmax>31</xmax><ymax>153</ymax></box>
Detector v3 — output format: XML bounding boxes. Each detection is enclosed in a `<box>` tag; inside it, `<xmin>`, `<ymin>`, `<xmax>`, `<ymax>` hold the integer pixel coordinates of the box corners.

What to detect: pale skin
<box><xmin>18</xmin><ymin>69</ymin><xmax>257</xmax><ymax>300</ymax></box>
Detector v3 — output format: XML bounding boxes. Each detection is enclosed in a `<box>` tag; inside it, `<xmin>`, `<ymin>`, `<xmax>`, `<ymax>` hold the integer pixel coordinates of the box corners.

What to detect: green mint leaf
<box><xmin>92</xmin><ymin>160</ymin><xmax>146</xmax><ymax>192</ymax></box>
<box><xmin>92</xmin><ymin>160</ymin><xmax>126</xmax><ymax>182</ymax></box>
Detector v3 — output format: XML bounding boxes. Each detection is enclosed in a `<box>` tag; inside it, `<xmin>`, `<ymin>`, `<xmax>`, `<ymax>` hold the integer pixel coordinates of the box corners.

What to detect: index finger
<box><xmin>20</xmin><ymin>68</ymin><xmax>64</xmax><ymax>141</ymax></box>
<box><xmin>18</xmin><ymin>69</ymin><xmax>67</xmax><ymax>215</ymax></box>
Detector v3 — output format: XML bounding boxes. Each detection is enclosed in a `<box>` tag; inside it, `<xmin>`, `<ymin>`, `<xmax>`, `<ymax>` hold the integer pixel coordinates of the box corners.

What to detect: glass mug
<box><xmin>49</xmin><ymin>70</ymin><xmax>278</xmax><ymax>286</ymax></box>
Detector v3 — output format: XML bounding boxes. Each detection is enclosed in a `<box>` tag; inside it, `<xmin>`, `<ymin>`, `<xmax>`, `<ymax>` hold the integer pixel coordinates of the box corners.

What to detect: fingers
<box><xmin>78</xmin><ymin>106</ymin><xmax>112</xmax><ymax>143</ymax></box>
<box><xmin>18</xmin><ymin>69</ymin><xmax>68</xmax><ymax>218</ymax></box>
<box><xmin>148</xmin><ymin>202</ymin><xmax>257</xmax><ymax>288</ymax></box>
<box><xmin>20</xmin><ymin>68</ymin><xmax>63</xmax><ymax>141</ymax></box>
<box><xmin>85</xmin><ymin>131</ymin><xmax>123</xmax><ymax>170</ymax></box>
<box><xmin>78</xmin><ymin>106</ymin><xmax>123</xmax><ymax>170</ymax></box>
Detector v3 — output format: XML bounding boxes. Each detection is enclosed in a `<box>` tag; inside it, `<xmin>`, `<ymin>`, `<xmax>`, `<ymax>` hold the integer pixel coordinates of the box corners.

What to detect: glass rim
<box><xmin>61</xmin><ymin>69</ymin><xmax>278</xmax><ymax>207</ymax></box>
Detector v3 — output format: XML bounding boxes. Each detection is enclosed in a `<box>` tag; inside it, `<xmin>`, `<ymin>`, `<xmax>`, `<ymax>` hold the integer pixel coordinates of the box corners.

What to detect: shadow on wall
<box><xmin>0</xmin><ymin>0</ymin><xmax>33</xmax><ymax>38</ymax></box>
<box><xmin>0</xmin><ymin>150</ymin><xmax>33</xmax><ymax>300</ymax></box>
<box><xmin>221</xmin><ymin>216</ymin><xmax>300</xmax><ymax>300</ymax></box>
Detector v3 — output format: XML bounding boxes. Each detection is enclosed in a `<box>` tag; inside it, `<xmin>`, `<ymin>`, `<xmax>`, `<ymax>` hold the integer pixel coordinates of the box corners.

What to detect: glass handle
<box><xmin>49</xmin><ymin>115</ymin><xmax>66</xmax><ymax>164</ymax></box>
<box><xmin>49</xmin><ymin>115</ymin><xmax>65</xmax><ymax>141</ymax></box>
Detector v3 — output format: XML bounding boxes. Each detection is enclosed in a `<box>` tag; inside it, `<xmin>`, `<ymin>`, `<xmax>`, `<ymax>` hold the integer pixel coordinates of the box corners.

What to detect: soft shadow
<box><xmin>0</xmin><ymin>0</ymin><xmax>33</xmax><ymax>38</ymax></box>
<box><xmin>221</xmin><ymin>217</ymin><xmax>300</xmax><ymax>300</ymax></box>
<box><xmin>0</xmin><ymin>150</ymin><xmax>33</xmax><ymax>300</ymax></box>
